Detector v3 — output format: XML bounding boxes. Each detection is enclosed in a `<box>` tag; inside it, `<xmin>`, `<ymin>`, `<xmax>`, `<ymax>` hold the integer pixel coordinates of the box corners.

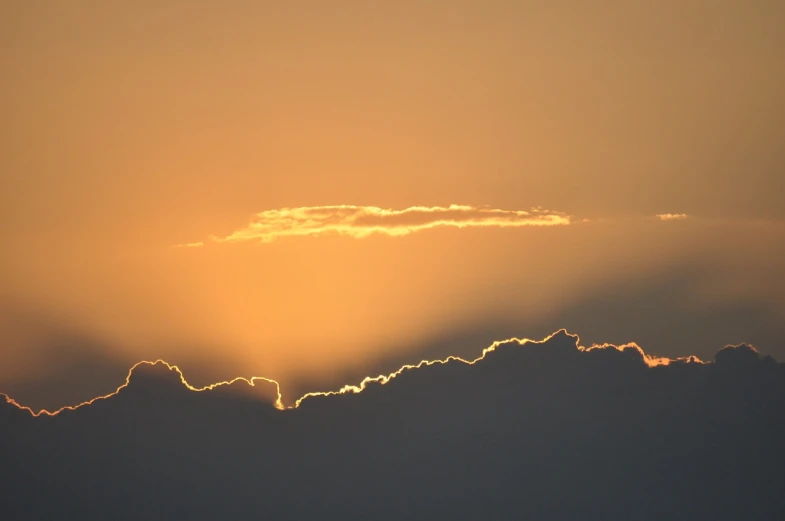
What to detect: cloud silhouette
<box><xmin>1</xmin><ymin>359</ymin><xmax>284</xmax><ymax>416</ymax></box>
<box><xmin>2</xmin><ymin>330</ymin><xmax>783</xmax><ymax>520</ymax></box>
<box><xmin>287</xmin><ymin>264</ymin><xmax>785</xmax><ymax>400</ymax></box>
<box><xmin>179</xmin><ymin>204</ymin><xmax>572</xmax><ymax>245</ymax></box>
<box><xmin>0</xmin><ymin>301</ymin><xmax>243</xmax><ymax>412</ymax></box>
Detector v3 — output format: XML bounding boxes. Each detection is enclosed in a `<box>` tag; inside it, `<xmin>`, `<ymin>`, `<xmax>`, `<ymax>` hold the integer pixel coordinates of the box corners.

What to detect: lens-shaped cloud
<box><xmin>184</xmin><ymin>205</ymin><xmax>571</xmax><ymax>246</ymax></box>
<box><xmin>656</xmin><ymin>213</ymin><xmax>689</xmax><ymax>221</ymax></box>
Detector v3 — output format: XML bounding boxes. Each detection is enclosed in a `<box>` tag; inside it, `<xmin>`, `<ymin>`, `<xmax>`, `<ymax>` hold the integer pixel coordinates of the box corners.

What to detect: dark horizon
<box><xmin>3</xmin><ymin>329</ymin><xmax>783</xmax><ymax>520</ymax></box>
<box><xmin>1</xmin><ymin>328</ymin><xmax>775</xmax><ymax>416</ymax></box>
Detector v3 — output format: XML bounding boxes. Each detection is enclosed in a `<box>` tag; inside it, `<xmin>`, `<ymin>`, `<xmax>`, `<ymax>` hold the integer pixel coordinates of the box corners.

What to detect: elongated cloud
<box><xmin>656</xmin><ymin>213</ymin><xmax>689</xmax><ymax>221</ymax></box>
<box><xmin>187</xmin><ymin>205</ymin><xmax>571</xmax><ymax>245</ymax></box>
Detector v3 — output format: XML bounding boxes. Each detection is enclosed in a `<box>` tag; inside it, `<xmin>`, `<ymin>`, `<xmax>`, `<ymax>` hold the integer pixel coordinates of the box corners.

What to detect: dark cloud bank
<box><xmin>2</xmin><ymin>331</ymin><xmax>784</xmax><ymax>520</ymax></box>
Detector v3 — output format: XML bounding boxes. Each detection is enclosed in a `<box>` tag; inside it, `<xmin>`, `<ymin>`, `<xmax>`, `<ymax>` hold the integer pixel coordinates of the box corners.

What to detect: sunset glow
<box><xmin>4</xmin><ymin>1</ymin><xmax>784</xmax><ymax>413</ymax></box>
<box><xmin>2</xmin><ymin>2</ymin><xmax>784</xmax><ymax>518</ymax></box>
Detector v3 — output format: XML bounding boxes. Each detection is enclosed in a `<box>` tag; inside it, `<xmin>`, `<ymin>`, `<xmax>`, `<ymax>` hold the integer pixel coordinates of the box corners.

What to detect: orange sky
<box><xmin>1</xmin><ymin>1</ymin><xmax>784</xmax><ymax>409</ymax></box>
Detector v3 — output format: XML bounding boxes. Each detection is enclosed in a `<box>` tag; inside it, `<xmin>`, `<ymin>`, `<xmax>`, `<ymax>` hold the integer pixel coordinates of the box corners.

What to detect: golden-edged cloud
<box><xmin>184</xmin><ymin>205</ymin><xmax>571</xmax><ymax>246</ymax></box>
<box><xmin>2</xmin><ymin>329</ymin><xmax>715</xmax><ymax>415</ymax></box>
<box><xmin>656</xmin><ymin>213</ymin><xmax>689</xmax><ymax>221</ymax></box>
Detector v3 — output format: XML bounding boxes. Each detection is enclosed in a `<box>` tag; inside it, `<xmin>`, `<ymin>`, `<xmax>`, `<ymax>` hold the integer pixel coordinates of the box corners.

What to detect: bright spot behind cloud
<box><xmin>186</xmin><ymin>205</ymin><xmax>571</xmax><ymax>245</ymax></box>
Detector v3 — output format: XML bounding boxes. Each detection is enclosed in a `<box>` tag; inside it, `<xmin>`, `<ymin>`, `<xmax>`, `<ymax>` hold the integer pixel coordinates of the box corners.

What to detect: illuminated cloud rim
<box><xmin>2</xmin><ymin>330</ymin><xmax>718</xmax><ymax>417</ymax></box>
<box><xmin>656</xmin><ymin>213</ymin><xmax>689</xmax><ymax>221</ymax></box>
<box><xmin>181</xmin><ymin>205</ymin><xmax>571</xmax><ymax>246</ymax></box>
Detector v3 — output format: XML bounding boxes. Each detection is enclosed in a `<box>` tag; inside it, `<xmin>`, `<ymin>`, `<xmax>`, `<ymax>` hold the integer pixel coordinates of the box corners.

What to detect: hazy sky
<box><xmin>2</xmin><ymin>1</ymin><xmax>784</xmax><ymax>409</ymax></box>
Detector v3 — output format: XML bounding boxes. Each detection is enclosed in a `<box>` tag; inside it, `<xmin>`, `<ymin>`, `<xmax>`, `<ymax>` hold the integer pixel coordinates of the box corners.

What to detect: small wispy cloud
<box><xmin>178</xmin><ymin>205</ymin><xmax>571</xmax><ymax>246</ymax></box>
<box><xmin>656</xmin><ymin>213</ymin><xmax>689</xmax><ymax>221</ymax></box>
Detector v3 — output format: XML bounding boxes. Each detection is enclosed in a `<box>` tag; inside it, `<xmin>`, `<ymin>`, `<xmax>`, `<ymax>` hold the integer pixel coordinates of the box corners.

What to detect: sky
<box><xmin>1</xmin><ymin>0</ymin><xmax>784</xmax><ymax>410</ymax></box>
